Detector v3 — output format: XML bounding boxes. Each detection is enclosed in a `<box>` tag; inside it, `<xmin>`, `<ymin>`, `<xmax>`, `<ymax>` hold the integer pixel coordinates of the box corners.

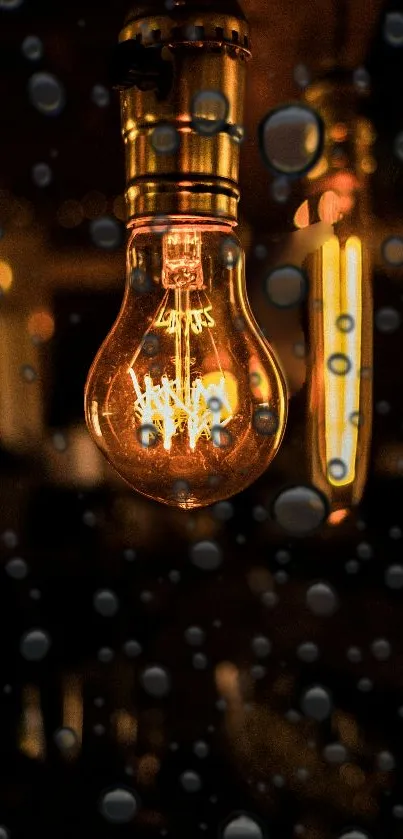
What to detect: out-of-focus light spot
<box><xmin>0</xmin><ymin>261</ymin><xmax>13</xmax><ymax>292</ymax></box>
<box><xmin>113</xmin><ymin>195</ymin><xmax>126</xmax><ymax>221</ymax></box>
<box><xmin>360</xmin><ymin>156</ymin><xmax>377</xmax><ymax>174</ymax></box>
<box><xmin>294</xmin><ymin>200</ymin><xmax>310</xmax><ymax>229</ymax></box>
<box><xmin>27</xmin><ymin>310</ymin><xmax>54</xmax><ymax>343</ymax></box>
<box><xmin>382</xmin><ymin>236</ymin><xmax>403</xmax><ymax>267</ymax></box>
<box><xmin>57</xmin><ymin>200</ymin><xmax>84</xmax><ymax>228</ymax></box>
<box><xmin>306</xmin><ymin>155</ymin><xmax>328</xmax><ymax>180</ymax></box>
<box><xmin>28</xmin><ymin>72</ymin><xmax>65</xmax><ymax>116</ymax></box>
<box><xmin>22</xmin><ymin>35</ymin><xmax>43</xmax><ymax>60</ymax></box>
<box><xmin>327</xmin><ymin>508</ymin><xmax>350</xmax><ymax>526</ymax></box>
<box><xmin>82</xmin><ymin>191</ymin><xmax>107</xmax><ymax>220</ymax></box>
<box><xmin>318</xmin><ymin>190</ymin><xmax>342</xmax><ymax>224</ymax></box>
<box><xmin>384</xmin><ymin>11</ymin><xmax>403</xmax><ymax>47</ymax></box>
<box><xmin>330</xmin><ymin>123</ymin><xmax>348</xmax><ymax>142</ymax></box>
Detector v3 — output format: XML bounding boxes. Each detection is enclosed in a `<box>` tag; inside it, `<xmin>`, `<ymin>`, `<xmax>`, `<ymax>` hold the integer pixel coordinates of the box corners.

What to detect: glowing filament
<box><xmin>129</xmin><ymin>368</ymin><xmax>233</xmax><ymax>451</ymax></box>
<box><xmin>322</xmin><ymin>235</ymin><xmax>362</xmax><ymax>486</ymax></box>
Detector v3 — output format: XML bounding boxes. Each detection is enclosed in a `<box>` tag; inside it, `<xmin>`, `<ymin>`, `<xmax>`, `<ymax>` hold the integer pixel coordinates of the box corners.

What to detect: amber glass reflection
<box><xmin>85</xmin><ymin>220</ymin><xmax>287</xmax><ymax>509</ymax></box>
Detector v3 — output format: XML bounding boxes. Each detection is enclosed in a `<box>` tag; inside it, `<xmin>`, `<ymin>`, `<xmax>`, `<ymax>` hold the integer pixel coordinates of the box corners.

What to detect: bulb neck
<box><xmin>117</xmin><ymin>0</ymin><xmax>250</xmax><ymax>224</ymax></box>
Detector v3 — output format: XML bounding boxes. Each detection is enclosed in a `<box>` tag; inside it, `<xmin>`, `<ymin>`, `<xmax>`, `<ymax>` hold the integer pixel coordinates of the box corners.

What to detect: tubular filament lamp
<box><xmin>302</xmin><ymin>73</ymin><xmax>374</xmax><ymax>510</ymax></box>
<box><xmin>84</xmin><ymin>0</ymin><xmax>287</xmax><ymax>509</ymax></box>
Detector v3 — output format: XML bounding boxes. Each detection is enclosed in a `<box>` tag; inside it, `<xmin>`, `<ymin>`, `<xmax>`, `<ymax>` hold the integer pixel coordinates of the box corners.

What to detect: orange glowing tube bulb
<box><xmin>304</xmin><ymin>73</ymin><xmax>374</xmax><ymax>509</ymax></box>
<box><xmin>84</xmin><ymin>0</ymin><xmax>287</xmax><ymax>508</ymax></box>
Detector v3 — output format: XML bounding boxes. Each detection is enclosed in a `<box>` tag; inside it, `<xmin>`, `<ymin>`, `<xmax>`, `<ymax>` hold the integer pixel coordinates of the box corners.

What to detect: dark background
<box><xmin>1</xmin><ymin>0</ymin><xmax>403</xmax><ymax>837</ymax></box>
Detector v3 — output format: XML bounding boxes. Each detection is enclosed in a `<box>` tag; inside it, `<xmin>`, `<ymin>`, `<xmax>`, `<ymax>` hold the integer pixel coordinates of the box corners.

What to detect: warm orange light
<box><xmin>306</xmin><ymin>156</ymin><xmax>328</xmax><ymax>181</ymax></box>
<box><xmin>327</xmin><ymin>508</ymin><xmax>350</xmax><ymax>525</ymax></box>
<box><xmin>0</xmin><ymin>260</ymin><xmax>13</xmax><ymax>292</ymax></box>
<box><xmin>293</xmin><ymin>200</ymin><xmax>310</xmax><ymax>229</ymax></box>
<box><xmin>318</xmin><ymin>191</ymin><xmax>342</xmax><ymax>224</ymax></box>
<box><xmin>27</xmin><ymin>310</ymin><xmax>55</xmax><ymax>342</ymax></box>
<box><xmin>330</xmin><ymin>122</ymin><xmax>348</xmax><ymax>142</ymax></box>
<box><xmin>85</xmin><ymin>224</ymin><xmax>287</xmax><ymax>508</ymax></box>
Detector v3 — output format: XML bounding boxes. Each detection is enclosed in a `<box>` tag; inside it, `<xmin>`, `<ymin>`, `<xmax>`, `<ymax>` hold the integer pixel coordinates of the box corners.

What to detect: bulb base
<box><xmin>119</xmin><ymin>0</ymin><xmax>250</xmax><ymax>223</ymax></box>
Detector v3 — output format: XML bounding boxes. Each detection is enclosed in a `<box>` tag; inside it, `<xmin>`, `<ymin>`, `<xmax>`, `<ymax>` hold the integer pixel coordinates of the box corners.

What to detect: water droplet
<box><xmin>190</xmin><ymin>540</ymin><xmax>222</xmax><ymax>570</ymax></box>
<box><xmin>228</xmin><ymin>124</ymin><xmax>245</xmax><ymax>144</ymax></box>
<box><xmin>323</xmin><ymin>742</ymin><xmax>347</xmax><ymax>764</ymax></box>
<box><xmin>22</xmin><ymin>35</ymin><xmax>43</xmax><ymax>61</ymax></box>
<box><xmin>220</xmin><ymin>236</ymin><xmax>241</xmax><ymax>269</ymax></box>
<box><xmin>376</xmin><ymin>750</ymin><xmax>395</xmax><ymax>771</ymax></box>
<box><xmin>21</xmin><ymin>364</ymin><xmax>37</xmax><ymax>382</ymax></box>
<box><xmin>193</xmin><ymin>653</ymin><xmax>208</xmax><ymax>669</ymax></box>
<box><xmin>382</xmin><ymin>235</ymin><xmax>403</xmax><ymax>266</ymax></box>
<box><xmin>357</xmin><ymin>677</ymin><xmax>373</xmax><ymax>692</ymax></box>
<box><xmin>142</xmin><ymin>332</ymin><xmax>159</xmax><ymax>356</ymax></box>
<box><xmin>140</xmin><ymin>665</ymin><xmax>171</xmax><ymax>697</ymax></box>
<box><xmin>297</xmin><ymin>642</ymin><xmax>319</xmax><ymax>663</ymax></box>
<box><xmin>294</xmin><ymin>63</ymin><xmax>311</xmax><ymax>88</ymax></box>
<box><xmin>251</xmin><ymin>635</ymin><xmax>272</xmax><ymax>658</ymax></box>
<box><xmin>28</xmin><ymin>72</ymin><xmax>65</xmax><ymax>115</ymax></box>
<box><xmin>271</xmin><ymin>176</ymin><xmax>291</xmax><ymax>202</ymax></box>
<box><xmin>212</xmin><ymin>501</ymin><xmax>234</xmax><ymax>521</ymax></box>
<box><xmin>211</xmin><ymin>426</ymin><xmax>233</xmax><ymax>448</ymax></box>
<box><xmin>385</xmin><ymin>564</ymin><xmax>403</xmax><ymax>588</ymax></box>
<box><xmin>184</xmin><ymin>626</ymin><xmax>205</xmax><ymax>646</ymax></box>
<box><xmin>327</xmin><ymin>458</ymin><xmax>347</xmax><ymax>480</ymax></box>
<box><xmin>336</xmin><ymin>313</ymin><xmax>355</xmax><ymax>332</ymax></box>
<box><xmin>93</xmin><ymin>589</ymin><xmax>119</xmax><ymax>617</ymax></box>
<box><xmin>137</xmin><ymin>424</ymin><xmax>160</xmax><ymax>448</ymax></box>
<box><xmin>130</xmin><ymin>267</ymin><xmax>153</xmax><ymax>293</ymax></box>
<box><xmin>1</xmin><ymin>0</ymin><xmax>24</xmax><ymax>7</ymax></box>
<box><xmin>384</xmin><ymin>11</ymin><xmax>403</xmax><ymax>46</ymax></box>
<box><xmin>91</xmin><ymin>84</ymin><xmax>110</xmax><ymax>107</ymax></box>
<box><xmin>259</xmin><ymin>104</ymin><xmax>323</xmax><ymax>175</ymax></box>
<box><xmin>376</xmin><ymin>399</ymin><xmax>390</xmax><ymax>415</ymax></box>
<box><xmin>301</xmin><ymin>685</ymin><xmax>332</xmax><ymax>720</ymax></box>
<box><xmin>5</xmin><ymin>557</ymin><xmax>28</xmax><ymax>579</ymax></box>
<box><xmin>123</xmin><ymin>639</ymin><xmax>142</xmax><ymax>658</ymax></box>
<box><xmin>32</xmin><ymin>162</ymin><xmax>52</xmax><ymax>187</ymax></box>
<box><xmin>393</xmin><ymin>804</ymin><xmax>403</xmax><ymax>818</ymax></box>
<box><xmin>353</xmin><ymin>67</ymin><xmax>370</xmax><ymax>93</ymax></box>
<box><xmin>20</xmin><ymin>628</ymin><xmax>51</xmax><ymax>661</ymax></box>
<box><xmin>99</xmin><ymin>788</ymin><xmax>138</xmax><ymax>823</ymax></box>
<box><xmin>252</xmin><ymin>505</ymin><xmax>268</xmax><ymax>522</ymax></box>
<box><xmin>98</xmin><ymin>647</ymin><xmax>114</xmax><ymax>663</ymax></box>
<box><xmin>349</xmin><ymin>411</ymin><xmax>363</xmax><ymax>428</ymax></box>
<box><xmin>264</xmin><ymin>265</ymin><xmax>306</xmax><ymax>308</ymax></box>
<box><xmin>306</xmin><ymin>582</ymin><xmax>338</xmax><ymax>616</ymax></box>
<box><xmin>222</xmin><ymin>814</ymin><xmax>263</xmax><ymax>839</ymax></box>
<box><xmin>151</xmin><ymin>122</ymin><xmax>180</xmax><ymax>155</ymax></box>
<box><xmin>375</xmin><ymin>306</ymin><xmax>401</xmax><ymax>333</ymax></box>
<box><xmin>191</xmin><ymin>90</ymin><xmax>229</xmax><ymax>136</ymax></box>
<box><xmin>327</xmin><ymin>353</ymin><xmax>352</xmax><ymax>375</ymax></box>
<box><xmin>273</xmin><ymin>486</ymin><xmax>328</xmax><ymax>535</ymax></box>
<box><xmin>180</xmin><ymin>770</ymin><xmax>202</xmax><ymax>792</ymax></box>
<box><xmin>90</xmin><ymin>216</ymin><xmax>121</xmax><ymax>249</ymax></box>
<box><xmin>253</xmin><ymin>407</ymin><xmax>279</xmax><ymax>436</ymax></box>
<box><xmin>193</xmin><ymin>740</ymin><xmax>209</xmax><ymax>758</ymax></box>
<box><xmin>54</xmin><ymin>726</ymin><xmax>79</xmax><ymax>753</ymax></box>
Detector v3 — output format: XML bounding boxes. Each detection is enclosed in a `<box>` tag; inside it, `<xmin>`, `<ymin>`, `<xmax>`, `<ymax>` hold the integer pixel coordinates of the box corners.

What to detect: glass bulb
<box><xmin>85</xmin><ymin>219</ymin><xmax>287</xmax><ymax>509</ymax></box>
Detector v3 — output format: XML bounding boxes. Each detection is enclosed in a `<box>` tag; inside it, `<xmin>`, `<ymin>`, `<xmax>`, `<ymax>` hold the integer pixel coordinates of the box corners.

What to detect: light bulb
<box><xmin>85</xmin><ymin>220</ymin><xmax>287</xmax><ymax>508</ymax></box>
<box><xmin>303</xmin><ymin>74</ymin><xmax>374</xmax><ymax>509</ymax></box>
<box><xmin>84</xmin><ymin>0</ymin><xmax>287</xmax><ymax>508</ymax></box>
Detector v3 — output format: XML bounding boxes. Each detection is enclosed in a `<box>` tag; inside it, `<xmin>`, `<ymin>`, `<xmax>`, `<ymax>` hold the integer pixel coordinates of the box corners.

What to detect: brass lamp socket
<box><xmin>117</xmin><ymin>0</ymin><xmax>251</xmax><ymax>224</ymax></box>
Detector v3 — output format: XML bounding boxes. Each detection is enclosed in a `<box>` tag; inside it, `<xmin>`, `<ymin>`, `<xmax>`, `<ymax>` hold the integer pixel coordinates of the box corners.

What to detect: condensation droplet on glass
<box><xmin>336</xmin><ymin>313</ymin><xmax>355</xmax><ymax>332</ymax></box>
<box><xmin>99</xmin><ymin>788</ymin><xmax>138</xmax><ymax>823</ymax></box>
<box><xmin>20</xmin><ymin>628</ymin><xmax>51</xmax><ymax>661</ymax></box>
<box><xmin>190</xmin><ymin>540</ymin><xmax>222</xmax><ymax>570</ymax></box>
<box><xmin>91</xmin><ymin>84</ymin><xmax>110</xmax><ymax>107</ymax></box>
<box><xmin>294</xmin><ymin>63</ymin><xmax>311</xmax><ymax>88</ymax></box>
<box><xmin>191</xmin><ymin>90</ymin><xmax>229</xmax><ymax>136</ymax></box>
<box><xmin>137</xmin><ymin>423</ymin><xmax>159</xmax><ymax>448</ymax></box>
<box><xmin>184</xmin><ymin>626</ymin><xmax>205</xmax><ymax>646</ymax></box>
<box><xmin>253</xmin><ymin>407</ymin><xmax>279</xmax><ymax>436</ymax></box>
<box><xmin>123</xmin><ymin>639</ymin><xmax>142</xmax><ymax>658</ymax></box>
<box><xmin>28</xmin><ymin>72</ymin><xmax>65</xmax><ymax>115</ymax></box>
<box><xmin>323</xmin><ymin>742</ymin><xmax>348</xmax><ymax>764</ymax></box>
<box><xmin>306</xmin><ymin>581</ymin><xmax>338</xmax><ymax>616</ymax></box>
<box><xmin>327</xmin><ymin>353</ymin><xmax>352</xmax><ymax>375</ymax></box>
<box><xmin>32</xmin><ymin>162</ymin><xmax>52</xmax><ymax>187</ymax></box>
<box><xmin>140</xmin><ymin>665</ymin><xmax>171</xmax><ymax>697</ymax></box>
<box><xmin>211</xmin><ymin>426</ymin><xmax>233</xmax><ymax>448</ymax></box>
<box><xmin>93</xmin><ymin>589</ymin><xmax>119</xmax><ymax>617</ymax></box>
<box><xmin>193</xmin><ymin>740</ymin><xmax>209</xmax><ymax>758</ymax></box>
<box><xmin>54</xmin><ymin>726</ymin><xmax>79</xmax><ymax>752</ymax></box>
<box><xmin>297</xmin><ymin>642</ymin><xmax>319</xmax><ymax>663</ymax></box>
<box><xmin>2</xmin><ymin>530</ymin><xmax>18</xmax><ymax>548</ymax></box>
<box><xmin>220</xmin><ymin>236</ymin><xmax>241</xmax><ymax>269</ymax></box>
<box><xmin>382</xmin><ymin>235</ymin><xmax>403</xmax><ymax>266</ymax></box>
<box><xmin>371</xmin><ymin>638</ymin><xmax>391</xmax><ymax>660</ymax></box>
<box><xmin>375</xmin><ymin>306</ymin><xmax>401</xmax><ymax>333</ymax></box>
<box><xmin>130</xmin><ymin>267</ymin><xmax>153</xmax><ymax>293</ymax></box>
<box><xmin>353</xmin><ymin>66</ymin><xmax>370</xmax><ymax>93</ymax></box>
<box><xmin>5</xmin><ymin>557</ymin><xmax>28</xmax><ymax>579</ymax></box>
<box><xmin>21</xmin><ymin>364</ymin><xmax>37</xmax><ymax>383</ymax></box>
<box><xmin>345</xmin><ymin>560</ymin><xmax>359</xmax><ymax>574</ymax></box>
<box><xmin>251</xmin><ymin>635</ymin><xmax>272</xmax><ymax>658</ymax></box>
<box><xmin>273</xmin><ymin>486</ymin><xmax>328</xmax><ymax>535</ymax></box>
<box><xmin>385</xmin><ymin>564</ymin><xmax>403</xmax><ymax>588</ymax></box>
<box><xmin>261</xmin><ymin>590</ymin><xmax>278</xmax><ymax>608</ymax></box>
<box><xmin>349</xmin><ymin>410</ymin><xmax>363</xmax><ymax>428</ymax></box>
<box><xmin>259</xmin><ymin>104</ymin><xmax>323</xmax><ymax>175</ymax></box>
<box><xmin>90</xmin><ymin>216</ymin><xmax>121</xmax><ymax>249</ymax></box>
<box><xmin>301</xmin><ymin>685</ymin><xmax>332</xmax><ymax>721</ymax></box>
<box><xmin>271</xmin><ymin>176</ymin><xmax>291</xmax><ymax>203</ymax></box>
<box><xmin>22</xmin><ymin>35</ymin><xmax>43</xmax><ymax>60</ymax></box>
<box><xmin>357</xmin><ymin>677</ymin><xmax>373</xmax><ymax>692</ymax></box>
<box><xmin>151</xmin><ymin>123</ymin><xmax>180</xmax><ymax>154</ymax></box>
<box><xmin>193</xmin><ymin>652</ymin><xmax>207</xmax><ymax>669</ymax></box>
<box><xmin>327</xmin><ymin>458</ymin><xmax>347</xmax><ymax>481</ymax></box>
<box><xmin>179</xmin><ymin>770</ymin><xmax>202</xmax><ymax>792</ymax></box>
<box><xmin>98</xmin><ymin>646</ymin><xmax>114</xmax><ymax>663</ymax></box>
<box><xmin>228</xmin><ymin>124</ymin><xmax>245</xmax><ymax>144</ymax></box>
<box><xmin>252</xmin><ymin>505</ymin><xmax>268</xmax><ymax>522</ymax></box>
<box><xmin>384</xmin><ymin>11</ymin><xmax>403</xmax><ymax>46</ymax></box>
<box><xmin>356</xmin><ymin>541</ymin><xmax>372</xmax><ymax>559</ymax></box>
<box><xmin>212</xmin><ymin>501</ymin><xmax>234</xmax><ymax>521</ymax></box>
<box><xmin>376</xmin><ymin>750</ymin><xmax>395</xmax><ymax>771</ymax></box>
<box><xmin>265</xmin><ymin>265</ymin><xmax>306</xmax><ymax>308</ymax></box>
